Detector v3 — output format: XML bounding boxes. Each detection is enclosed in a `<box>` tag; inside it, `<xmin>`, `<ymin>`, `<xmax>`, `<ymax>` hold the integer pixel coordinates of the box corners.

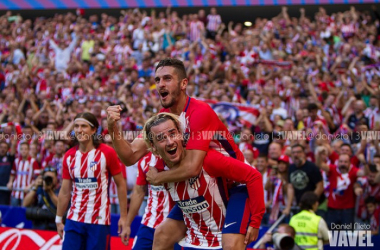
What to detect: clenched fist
<box><xmin>107</xmin><ymin>105</ymin><xmax>122</xmax><ymax>132</ymax></box>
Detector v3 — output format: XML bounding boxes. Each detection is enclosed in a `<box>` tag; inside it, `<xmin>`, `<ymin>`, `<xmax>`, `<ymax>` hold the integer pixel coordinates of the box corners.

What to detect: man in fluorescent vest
<box><xmin>289</xmin><ymin>192</ymin><xmax>329</xmax><ymax>250</ymax></box>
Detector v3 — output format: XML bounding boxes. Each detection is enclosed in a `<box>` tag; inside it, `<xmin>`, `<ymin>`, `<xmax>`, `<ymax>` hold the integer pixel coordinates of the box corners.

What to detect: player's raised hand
<box><xmin>107</xmin><ymin>105</ymin><xmax>122</xmax><ymax>130</ymax></box>
<box><xmin>245</xmin><ymin>226</ymin><xmax>259</xmax><ymax>245</ymax></box>
<box><xmin>118</xmin><ymin>217</ymin><xmax>130</xmax><ymax>246</ymax></box>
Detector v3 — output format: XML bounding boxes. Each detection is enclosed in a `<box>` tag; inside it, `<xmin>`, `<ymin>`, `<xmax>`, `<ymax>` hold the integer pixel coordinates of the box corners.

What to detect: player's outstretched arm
<box><xmin>56</xmin><ymin>179</ymin><xmax>72</xmax><ymax>239</ymax></box>
<box><xmin>107</xmin><ymin>105</ymin><xmax>149</xmax><ymax>165</ymax></box>
<box><xmin>147</xmin><ymin>149</ymin><xmax>206</xmax><ymax>185</ymax></box>
<box><xmin>203</xmin><ymin>149</ymin><xmax>265</xmax><ymax>229</ymax></box>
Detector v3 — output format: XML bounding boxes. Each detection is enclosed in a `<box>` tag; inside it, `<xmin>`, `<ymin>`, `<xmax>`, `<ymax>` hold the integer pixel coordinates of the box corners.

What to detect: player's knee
<box><xmin>222</xmin><ymin>234</ymin><xmax>246</xmax><ymax>250</ymax></box>
<box><xmin>153</xmin><ymin>225</ymin><xmax>174</xmax><ymax>250</ymax></box>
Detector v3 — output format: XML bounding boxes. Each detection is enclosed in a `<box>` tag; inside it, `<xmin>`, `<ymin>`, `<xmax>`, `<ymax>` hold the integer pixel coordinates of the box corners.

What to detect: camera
<box><xmin>272</xmin><ymin>233</ymin><xmax>295</xmax><ymax>250</ymax></box>
<box><xmin>26</xmin><ymin>207</ymin><xmax>55</xmax><ymax>221</ymax></box>
<box><xmin>44</xmin><ymin>176</ymin><xmax>53</xmax><ymax>187</ymax></box>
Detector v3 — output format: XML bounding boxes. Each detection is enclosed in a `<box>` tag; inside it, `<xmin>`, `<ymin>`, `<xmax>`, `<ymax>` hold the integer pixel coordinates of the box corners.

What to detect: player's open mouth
<box><xmin>167</xmin><ymin>146</ymin><xmax>177</xmax><ymax>155</ymax></box>
<box><xmin>160</xmin><ymin>91</ymin><xmax>169</xmax><ymax>99</ymax></box>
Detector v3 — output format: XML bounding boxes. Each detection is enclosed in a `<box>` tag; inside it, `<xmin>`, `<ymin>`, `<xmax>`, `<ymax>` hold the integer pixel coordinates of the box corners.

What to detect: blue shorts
<box><xmin>63</xmin><ymin>219</ymin><xmax>110</xmax><ymax>250</ymax></box>
<box><xmin>168</xmin><ymin>186</ymin><xmax>251</xmax><ymax>235</ymax></box>
<box><xmin>222</xmin><ymin>186</ymin><xmax>250</xmax><ymax>235</ymax></box>
<box><xmin>133</xmin><ymin>224</ymin><xmax>181</xmax><ymax>250</ymax></box>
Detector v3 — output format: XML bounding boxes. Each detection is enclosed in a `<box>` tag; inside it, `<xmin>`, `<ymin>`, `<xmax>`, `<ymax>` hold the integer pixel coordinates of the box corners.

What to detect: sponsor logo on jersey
<box><xmin>90</xmin><ymin>161</ymin><xmax>98</xmax><ymax>172</ymax></box>
<box><xmin>177</xmin><ymin>196</ymin><xmax>209</xmax><ymax>214</ymax></box>
<box><xmin>150</xmin><ymin>185</ymin><xmax>166</xmax><ymax>192</ymax></box>
<box><xmin>74</xmin><ymin>177</ymin><xmax>98</xmax><ymax>189</ymax></box>
<box><xmin>189</xmin><ymin>172</ymin><xmax>201</xmax><ymax>190</ymax></box>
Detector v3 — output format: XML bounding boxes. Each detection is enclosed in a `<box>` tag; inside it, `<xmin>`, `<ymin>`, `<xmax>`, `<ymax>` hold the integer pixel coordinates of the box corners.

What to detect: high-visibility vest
<box><xmin>289</xmin><ymin>210</ymin><xmax>321</xmax><ymax>250</ymax></box>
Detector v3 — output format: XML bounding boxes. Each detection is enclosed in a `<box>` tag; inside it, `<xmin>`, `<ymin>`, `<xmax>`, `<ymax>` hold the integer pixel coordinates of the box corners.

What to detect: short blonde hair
<box><xmin>142</xmin><ymin>112</ymin><xmax>183</xmax><ymax>151</ymax></box>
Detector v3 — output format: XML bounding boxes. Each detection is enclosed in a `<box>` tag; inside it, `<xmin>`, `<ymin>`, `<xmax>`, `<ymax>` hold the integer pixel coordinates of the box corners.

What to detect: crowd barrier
<box><xmin>0</xmin><ymin>205</ymin><xmax>379</xmax><ymax>249</ymax></box>
<box><xmin>0</xmin><ymin>0</ymin><xmax>378</xmax><ymax>10</ymax></box>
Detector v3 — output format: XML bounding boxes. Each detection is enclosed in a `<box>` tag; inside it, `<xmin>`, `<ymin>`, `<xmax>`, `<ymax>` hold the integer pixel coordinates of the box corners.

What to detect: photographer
<box><xmin>259</xmin><ymin>224</ymin><xmax>302</xmax><ymax>250</ymax></box>
<box><xmin>23</xmin><ymin>168</ymin><xmax>59</xmax><ymax>230</ymax></box>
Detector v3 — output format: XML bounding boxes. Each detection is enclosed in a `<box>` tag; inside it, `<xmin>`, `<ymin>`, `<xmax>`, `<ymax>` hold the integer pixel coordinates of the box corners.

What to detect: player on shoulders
<box><xmin>142</xmin><ymin>112</ymin><xmax>265</xmax><ymax>250</ymax></box>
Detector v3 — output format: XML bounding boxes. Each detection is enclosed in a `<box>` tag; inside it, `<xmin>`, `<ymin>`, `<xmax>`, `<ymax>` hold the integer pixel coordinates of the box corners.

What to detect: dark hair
<box><xmin>299</xmin><ymin>191</ymin><xmax>318</xmax><ymax>210</ymax></box>
<box><xmin>258</xmin><ymin>153</ymin><xmax>268</xmax><ymax>161</ymax></box>
<box><xmin>340</xmin><ymin>143</ymin><xmax>352</xmax><ymax>153</ymax></box>
<box><xmin>307</xmin><ymin>103</ymin><xmax>318</xmax><ymax>111</ymax></box>
<box><xmin>155</xmin><ymin>58</ymin><xmax>187</xmax><ymax>81</ymax></box>
<box><xmin>365</xmin><ymin>196</ymin><xmax>377</xmax><ymax>205</ymax></box>
<box><xmin>74</xmin><ymin>112</ymin><xmax>101</xmax><ymax>148</ymax></box>
<box><xmin>278</xmin><ymin>224</ymin><xmax>296</xmax><ymax>238</ymax></box>
<box><xmin>374</xmin><ymin>154</ymin><xmax>380</xmax><ymax>159</ymax></box>
<box><xmin>369</xmin><ymin>164</ymin><xmax>378</xmax><ymax>173</ymax></box>
<box><xmin>291</xmin><ymin>143</ymin><xmax>305</xmax><ymax>152</ymax></box>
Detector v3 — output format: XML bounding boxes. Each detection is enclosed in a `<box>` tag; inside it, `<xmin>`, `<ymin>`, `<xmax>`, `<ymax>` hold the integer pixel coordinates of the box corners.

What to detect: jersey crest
<box><xmin>90</xmin><ymin>161</ymin><xmax>98</xmax><ymax>171</ymax></box>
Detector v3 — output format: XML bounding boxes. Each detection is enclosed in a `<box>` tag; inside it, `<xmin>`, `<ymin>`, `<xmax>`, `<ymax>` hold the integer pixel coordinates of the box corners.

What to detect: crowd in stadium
<box><xmin>0</xmin><ymin>3</ymin><xmax>380</xmax><ymax>246</ymax></box>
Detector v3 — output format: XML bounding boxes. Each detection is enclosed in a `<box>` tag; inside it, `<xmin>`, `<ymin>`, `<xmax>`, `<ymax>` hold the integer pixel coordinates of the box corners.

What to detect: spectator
<box><xmin>0</xmin><ymin>140</ymin><xmax>16</xmax><ymax>205</ymax></box>
<box><xmin>7</xmin><ymin>142</ymin><xmax>40</xmax><ymax>206</ymax></box>
<box><xmin>41</xmin><ymin>140</ymin><xmax>67</xmax><ymax>184</ymax></box>
<box><xmin>365</xmin><ymin>196</ymin><xmax>380</xmax><ymax>236</ymax></box>
<box><xmin>284</xmin><ymin>144</ymin><xmax>324</xmax><ymax>215</ymax></box>
<box><xmin>23</xmin><ymin>167</ymin><xmax>59</xmax><ymax>230</ymax></box>
<box><xmin>206</xmin><ymin>8</ymin><xmax>222</xmax><ymax>40</ymax></box>
<box><xmin>355</xmin><ymin>164</ymin><xmax>380</xmax><ymax>220</ymax></box>
<box><xmin>259</xmin><ymin>224</ymin><xmax>302</xmax><ymax>250</ymax></box>
<box><xmin>289</xmin><ymin>192</ymin><xmax>329</xmax><ymax>250</ymax></box>
<box><xmin>49</xmin><ymin>30</ymin><xmax>78</xmax><ymax>72</ymax></box>
<box><xmin>315</xmin><ymin>148</ymin><xmax>365</xmax><ymax>229</ymax></box>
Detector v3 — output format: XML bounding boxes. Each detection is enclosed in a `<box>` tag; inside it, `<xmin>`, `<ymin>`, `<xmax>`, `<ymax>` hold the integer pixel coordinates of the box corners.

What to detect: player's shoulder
<box><xmin>64</xmin><ymin>147</ymin><xmax>78</xmax><ymax>158</ymax></box>
<box><xmin>97</xmin><ymin>143</ymin><xmax>117</xmax><ymax>155</ymax></box>
<box><xmin>188</xmin><ymin>98</ymin><xmax>216</xmax><ymax>115</ymax></box>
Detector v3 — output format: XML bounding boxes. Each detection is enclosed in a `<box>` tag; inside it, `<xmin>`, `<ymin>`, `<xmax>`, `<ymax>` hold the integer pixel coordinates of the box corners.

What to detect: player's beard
<box><xmin>160</xmin><ymin>81</ymin><xmax>181</xmax><ymax>109</ymax></box>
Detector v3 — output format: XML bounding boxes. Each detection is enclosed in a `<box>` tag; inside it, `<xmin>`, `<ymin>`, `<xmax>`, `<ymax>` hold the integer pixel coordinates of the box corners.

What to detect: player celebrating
<box><xmin>56</xmin><ymin>112</ymin><xmax>129</xmax><ymax>249</ymax></box>
<box><xmin>107</xmin><ymin>58</ymin><xmax>258</xmax><ymax>249</ymax></box>
<box><xmin>126</xmin><ymin>152</ymin><xmax>180</xmax><ymax>250</ymax></box>
<box><xmin>142</xmin><ymin>112</ymin><xmax>265</xmax><ymax>250</ymax></box>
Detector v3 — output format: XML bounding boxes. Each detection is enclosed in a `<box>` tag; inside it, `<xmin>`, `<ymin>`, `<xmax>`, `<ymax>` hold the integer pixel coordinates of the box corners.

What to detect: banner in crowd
<box><xmin>0</xmin><ymin>227</ymin><xmax>133</xmax><ymax>250</ymax></box>
<box><xmin>0</xmin><ymin>0</ymin><xmax>378</xmax><ymax>9</ymax></box>
<box><xmin>200</xmin><ymin>99</ymin><xmax>259</xmax><ymax>128</ymax></box>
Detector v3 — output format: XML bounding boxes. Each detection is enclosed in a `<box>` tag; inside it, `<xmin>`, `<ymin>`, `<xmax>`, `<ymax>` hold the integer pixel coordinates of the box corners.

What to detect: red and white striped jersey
<box><xmin>109</xmin><ymin>159</ymin><xmax>127</xmax><ymax>205</ymax></box>
<box><xmin>206</xmin><ymin>14</ymin><xmax>221</xmax><ymax>32</ymax></box>
<box><xmin>62</xmin><ymin>144</ymin><xmax>122</xmax><ymax>225</ymax></box>
<box><xmin>136</xmin><ymin>153</ymin><xmax>174</xmax><ymax>229</ymax></box>
<box><xmin>164</xmin><ymin>168</ymin><xmax>226</xmax><ymax>249</ymax></box>
<box><xmin>11</xmin><ymin>157</ymin><xmax>40</xmax><ymax>199</ymax></box>
<box><xmin>189</xmin><ymin>21</ymin><xmax>204</xmax><ymax>42</ymax></box>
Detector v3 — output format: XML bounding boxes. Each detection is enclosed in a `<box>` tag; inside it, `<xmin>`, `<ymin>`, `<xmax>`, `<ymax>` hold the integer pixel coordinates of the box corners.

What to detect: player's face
<box><xmin>155</xmin><ymin>66</ymin><xmax>183</xmax><ymax>109</ymax></box>
<box><xmin>74</xmin><ymin>121</ymin><xmax>96</xmax><ymax>144</ymax></box>
<box><xmin>151</xmin><ymin>120</ymin><xmax>184</xmax><ymax>166</ymax></box>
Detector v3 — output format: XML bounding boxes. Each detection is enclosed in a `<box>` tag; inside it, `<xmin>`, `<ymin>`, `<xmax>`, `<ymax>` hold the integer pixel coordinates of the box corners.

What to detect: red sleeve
<box><xmin>119</xmin><ymin>160</ymin><xmax>127</xmax><ymax>179</ymax></box>
<box><xmin>62</xmin><ymin>152</ymin><xmax>71</xmax><ymax>180</ymax></box>
<box><xmin>186</xmin><ymin>105</ymin><xmax>219</xmax><ymax>152</ymax></box>
<box><xmin>33</xmin><ymin>160</ymin><xmax>40</xmax><ymax>177</ymax></box>
<box><xmin>105</xmin><ymin>145</ymin><xmax>122</xmax><ymax>176</ymax></box>
<box><xmin>203</xmin><ymin>149</ymin><xmax>265</xmax><ymax>228</ymax></box>
<box><xmin>136</xmin><ymin>159</ymin><xmax>148</xmax><ymax>186</ymax></box>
